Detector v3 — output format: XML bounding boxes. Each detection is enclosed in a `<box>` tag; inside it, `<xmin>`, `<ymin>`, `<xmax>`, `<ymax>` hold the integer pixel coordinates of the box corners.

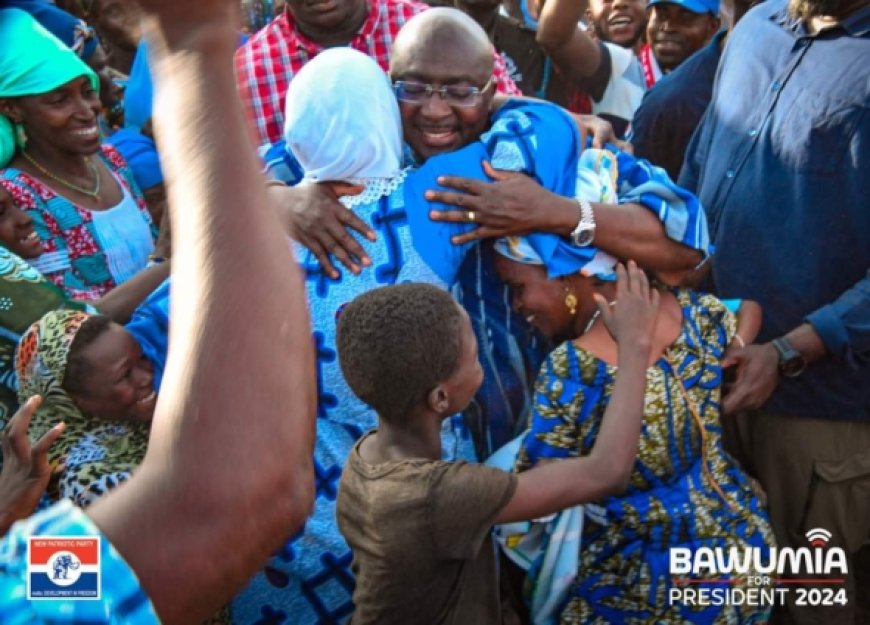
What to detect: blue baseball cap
<box><xmin>648</xmin><ymin>0</ymin><xmax>720</xmax><ymax>14</ymax></box>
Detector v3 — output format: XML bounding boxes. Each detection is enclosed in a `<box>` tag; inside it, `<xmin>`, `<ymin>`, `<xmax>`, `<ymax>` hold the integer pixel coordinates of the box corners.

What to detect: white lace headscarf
<box><xmin>283</xmin><ymin>47</ymin><xmax>405</xmax><ymax>207</ymax></box>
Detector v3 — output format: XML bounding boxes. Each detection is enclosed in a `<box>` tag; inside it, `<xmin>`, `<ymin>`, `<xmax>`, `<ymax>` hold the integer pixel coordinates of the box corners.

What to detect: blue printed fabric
<box><xmin>264</xmin><ymin>100</ymin><xmax>711</xmax><ymax>462</ymax></box>
<box><xmin>0</xmin><ymin>500</ymin><xmax>159</xmax><ymax>624</ymax></box>
<box><xmin>515</xmin><ymin>290</ymin><xmax>775</xmax><ymax>624</ymax></box>
<box><xmin>231</xmin><ymin>186</ymin><xmax>476</xmax><ymax>625</ymax></box>
<box><xmin>610</xmin><ymin>137</ymin><xmax>710</xmax><ymax>258</ymax></box>
<box><xmin>409</xmin><ymin>101</ymin><xmax>711</xmax><ymax>458</ymax></box>
<box><xmin>0</xmin><ymin>145</ymin><xmax>156</xmax><ymax>301</ymax></box>
<box><xmin>125</xmin><ymin>278</ymin><xmax>170</xmax><ymax>391</ymax></box>
<box><xmin>406</xmin><ymin>100</ymin><xmax>583</xmax><ymax>283</ymax></box>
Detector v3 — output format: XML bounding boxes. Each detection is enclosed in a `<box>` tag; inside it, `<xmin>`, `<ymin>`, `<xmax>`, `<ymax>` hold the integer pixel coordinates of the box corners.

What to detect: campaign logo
<box><xmin>667</xmin><ymin>528</ymin><xmax>848</xmax><ymax>610</ymax></box>
<box><xmin>28</xmin><ymin>537</ymin><xmax>100</xmax><ymax>600</ymax></box>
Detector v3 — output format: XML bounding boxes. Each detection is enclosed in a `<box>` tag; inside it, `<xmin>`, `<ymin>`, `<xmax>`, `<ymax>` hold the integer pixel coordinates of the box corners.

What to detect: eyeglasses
<box><xmin>392</xmin><ymin>78</ymin><xmax>494</xmax><ymax>107</ymax></box>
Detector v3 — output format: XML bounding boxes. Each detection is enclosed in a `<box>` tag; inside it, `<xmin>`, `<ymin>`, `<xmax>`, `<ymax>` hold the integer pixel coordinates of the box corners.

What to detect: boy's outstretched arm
<box><xmin>496</xmin><ymin>262</ymin><xmax>657</xmax><ymax>524</ymax></box>
<box><xmin>85</xmin><ymin>3</ymin><xmax>316</xmax><ymax>623</ymax></box>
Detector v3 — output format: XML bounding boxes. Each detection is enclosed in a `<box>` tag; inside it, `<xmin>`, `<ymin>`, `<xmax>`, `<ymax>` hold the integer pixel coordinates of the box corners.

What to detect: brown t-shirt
<box><xmin>337</xmin><ymin>433</ymin><xmax>519</xmax><ymax>625</ymax></box>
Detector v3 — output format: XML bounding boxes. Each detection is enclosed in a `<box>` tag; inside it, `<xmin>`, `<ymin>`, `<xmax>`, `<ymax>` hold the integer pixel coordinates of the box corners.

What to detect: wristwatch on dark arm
<box><xmin>570</xmin><ymin>198</ymin><xmax>596</xmax><ymax>247</ymax></box>
<box><xmin>771</xmin><ymin>336</ymin><xmax>807</xmax><ymax>377</ymax></box>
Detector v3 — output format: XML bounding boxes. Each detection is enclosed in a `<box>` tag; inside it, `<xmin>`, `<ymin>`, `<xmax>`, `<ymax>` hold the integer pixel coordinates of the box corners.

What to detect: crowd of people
<box><xmin>0</xmin><ymin>0</ymin><xmax>866</xmax><ymax>624</ymax></box>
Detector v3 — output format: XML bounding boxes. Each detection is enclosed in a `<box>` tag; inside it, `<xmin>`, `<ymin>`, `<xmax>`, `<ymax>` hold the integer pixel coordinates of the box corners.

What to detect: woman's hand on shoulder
<box><xmin>268</xmin><ymin>182</ymin><xmax>376</xmax><ymax>280</ymax></box>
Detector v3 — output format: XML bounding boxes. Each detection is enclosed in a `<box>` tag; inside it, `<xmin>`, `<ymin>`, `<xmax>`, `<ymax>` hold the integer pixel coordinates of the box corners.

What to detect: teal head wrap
<box><xmin>0</xmin><ymin>9</ymin><xmax>99</xmax><ymax>166</ymax></box>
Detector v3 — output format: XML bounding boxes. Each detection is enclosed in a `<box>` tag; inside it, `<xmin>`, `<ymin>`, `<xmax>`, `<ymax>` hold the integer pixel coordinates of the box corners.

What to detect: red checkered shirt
<box><xmin>235</xmin><ymin>0</ymin><xmax>521</xmax><ymax>146</ymax></box>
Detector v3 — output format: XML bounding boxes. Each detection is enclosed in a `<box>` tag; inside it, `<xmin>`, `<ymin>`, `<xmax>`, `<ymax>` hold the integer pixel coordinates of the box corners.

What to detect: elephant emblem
<box><xmin>52</xmin><ymin>554</ymin><xmax>80</xmax><ymax>580</ymax></box>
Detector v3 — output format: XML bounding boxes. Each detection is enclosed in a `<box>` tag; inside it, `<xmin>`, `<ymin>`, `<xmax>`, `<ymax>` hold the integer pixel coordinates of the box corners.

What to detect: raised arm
<box><xmin>496</xmin><ymin>262</ymin><xmax>658</xmax><ymax>524</ymax></box>
<box><xmin>85</xmin><ymin>3</ymin><xmax>316</xmax><ymax>623</ymax></box>
<box><xmin>536</xmin><ymin>0</ymin><xmax>604</xmax><ymax>83</ymax></box>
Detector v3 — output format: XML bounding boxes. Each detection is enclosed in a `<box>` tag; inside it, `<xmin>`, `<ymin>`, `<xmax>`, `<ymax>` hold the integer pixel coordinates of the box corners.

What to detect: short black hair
<box><xmin>336</xmin><ymin>284</ymin><xmax>464</xmax><ymax>423</ymax></box>
<box><xmin>64</xmin><ymin>314</ymin><xmax>113</xmax><ymax>395</ymax></box>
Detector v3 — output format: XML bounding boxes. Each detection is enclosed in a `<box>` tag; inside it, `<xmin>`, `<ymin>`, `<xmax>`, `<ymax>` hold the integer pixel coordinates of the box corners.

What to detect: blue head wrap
<box><xmin>3</xmin><ymin>0</ymin><xmax>99</xmax><ymax>59</ymax></box>
<box><xmin>404</xmin><ymin>100</ymin><xmax>617</xmax><ymax>284</ymax></box>
<box><xmin>124</xmin><ymin>40</ymin><xmax>153</xmax><ymax>131</ymax></box>
<box><xmin>107</xmin><ymin>128</ymin><xmax>163</xmax><ymax>190</ymax></box>
<box><xmin>125</xmin><ymin>278</ymin><xmax>170</xmax><ymax>391</ymax></box>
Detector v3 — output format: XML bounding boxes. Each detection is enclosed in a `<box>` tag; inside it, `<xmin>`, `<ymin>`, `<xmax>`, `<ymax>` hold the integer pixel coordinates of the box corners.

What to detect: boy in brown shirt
<box><xmin>336</xmin><ymin>264</ymin><xmax>658</xmax><ymax>624</ymax></box>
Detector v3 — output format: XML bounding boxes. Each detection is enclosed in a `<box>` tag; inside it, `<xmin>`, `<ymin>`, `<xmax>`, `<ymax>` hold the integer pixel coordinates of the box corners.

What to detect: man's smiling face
<box><xmin>389</xmin><ymin>11</ymin><xmax>495</xmax><ymax>161</ymax></box>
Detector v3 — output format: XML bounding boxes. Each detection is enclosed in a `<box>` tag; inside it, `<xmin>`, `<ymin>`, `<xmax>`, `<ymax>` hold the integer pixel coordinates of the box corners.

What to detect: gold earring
<box><xmin>14</xmin><ymin>123</ymin><xmax>26</xmax><ymax>148</ymax></box>
<box><xmin>564</xmin><ymin>291</ymin><xmax>578</xmax><ymax>316</ymax></box>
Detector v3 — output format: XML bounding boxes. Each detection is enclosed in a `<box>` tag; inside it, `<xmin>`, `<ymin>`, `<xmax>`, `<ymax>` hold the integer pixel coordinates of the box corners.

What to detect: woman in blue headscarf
<box><xmin>0</xmin><ymin>9</ymin><xmax>157</xmax><ymax>303</ymax></box>
<box><xmin>491</xmin><ymin>231</ymin><xmax>775</xmax><ymax>624</ymax></box>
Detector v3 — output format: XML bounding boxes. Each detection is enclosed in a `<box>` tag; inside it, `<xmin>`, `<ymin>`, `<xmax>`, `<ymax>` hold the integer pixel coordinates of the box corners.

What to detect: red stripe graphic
<box><xmin>30</xmin><ymin>538</ymin><xmax>99</xmax><ymax>565</ymax></box>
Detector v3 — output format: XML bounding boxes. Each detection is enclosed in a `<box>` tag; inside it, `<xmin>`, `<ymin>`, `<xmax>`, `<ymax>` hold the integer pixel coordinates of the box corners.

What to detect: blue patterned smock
<box><xmin>231</xmin><ymin>181</ymin><xmax>476</xmax><ymax>625</ymax></box>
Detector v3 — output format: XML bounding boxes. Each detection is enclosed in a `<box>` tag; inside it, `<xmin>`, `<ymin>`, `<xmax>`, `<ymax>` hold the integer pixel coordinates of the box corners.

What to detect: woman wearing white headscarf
<box><xmin>233</xmin><ymin>48</ymin><xmax>480</xmax><ymax>624</ymax></box>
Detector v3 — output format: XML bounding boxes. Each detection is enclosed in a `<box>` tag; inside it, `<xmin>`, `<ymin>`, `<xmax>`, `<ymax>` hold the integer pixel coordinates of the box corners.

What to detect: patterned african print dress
<box><xmin>0</xmin><ymin>145</ymin><xmax>156</xmax><ymax>302</ymax></box>
<box><xmin>0</xmin><ymin>247</ymin><xmax>90</xmax><ymax>427</ymax></box>
<box><xmin>16</xmin><ymin>309</ymin><xmax>151</xmax><ymax>508</ymax></box>
<box><xmin>516</xmin><ymin>290</ymin><xmax>775</xmax><ymax>624</ymax></box>
<box><xmin>231</xmin><ymin>179</ymin><xmax>476</xmax><ymax>625</ymax></box>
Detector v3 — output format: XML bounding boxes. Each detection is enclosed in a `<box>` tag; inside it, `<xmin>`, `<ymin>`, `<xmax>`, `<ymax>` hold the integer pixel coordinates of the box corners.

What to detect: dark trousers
<box><xmin>723</xmin><ymin>411</ymin><xmax>870</xmax><ymax>625</ymax></box>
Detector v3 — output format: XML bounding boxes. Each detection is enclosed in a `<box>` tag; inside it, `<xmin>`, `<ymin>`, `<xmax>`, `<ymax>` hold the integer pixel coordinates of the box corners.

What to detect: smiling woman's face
<box><xmin>1</xmin><ymin>75</ymin><xmax>102</xmax><ymax>157</ymax></box>
<box><xmin>65</xmin><ymin>321</ymin><xmax>157</xmax><ymax>424</ymax></box>
<box><xmin>0</xmin><ymin>186</ymin><xmax>42</xmax><ymax>259</ymax></box>
<box><xmin>494</xmin><ymin>254</ymin><xmax>580</xmax><ymax>343</ymax></box>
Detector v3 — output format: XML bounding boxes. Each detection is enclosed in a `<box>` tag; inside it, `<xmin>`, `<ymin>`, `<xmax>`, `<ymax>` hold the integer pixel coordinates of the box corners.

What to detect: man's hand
<box><xmin>269</xmin><ymin>183</ymin><xmax>376</xmax><ymax>279</ymax></box>
<box><xmin>721</xmin><ymin>343</ymin><xmax>781</xmax><ymax>414</ymax></box>
<box><xmin>568</xmin><ymin>114</ymin><xmax>633</xmax><ymax>153</ymax></box>
<box><xmin>577</xmin><ymin>114</ymin><xmax>618</xmax><ymax>149</ymax></box>
<box><xmin>0</xmin><ymin>396</ymin><xmax>64</xmax><ymax>534</ymax></box>
<box><xmin>427</xmin><ymin>161</ymin><xmax>577</xmax><ymax>245</ymax></box>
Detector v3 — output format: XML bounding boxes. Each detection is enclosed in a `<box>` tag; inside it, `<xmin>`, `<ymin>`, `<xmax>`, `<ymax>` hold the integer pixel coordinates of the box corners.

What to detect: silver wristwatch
<box><xmin>570</xmin><ymin>198</ymin><xmax>596</xmax><ymax>247</ymax></box>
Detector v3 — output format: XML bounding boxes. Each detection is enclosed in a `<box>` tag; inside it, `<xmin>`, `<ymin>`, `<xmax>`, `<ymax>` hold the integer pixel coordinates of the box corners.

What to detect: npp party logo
<box><xmin>28</xmin><ymin>537</ymin><xmax>100</xmax><ymax>599</ymax></box>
